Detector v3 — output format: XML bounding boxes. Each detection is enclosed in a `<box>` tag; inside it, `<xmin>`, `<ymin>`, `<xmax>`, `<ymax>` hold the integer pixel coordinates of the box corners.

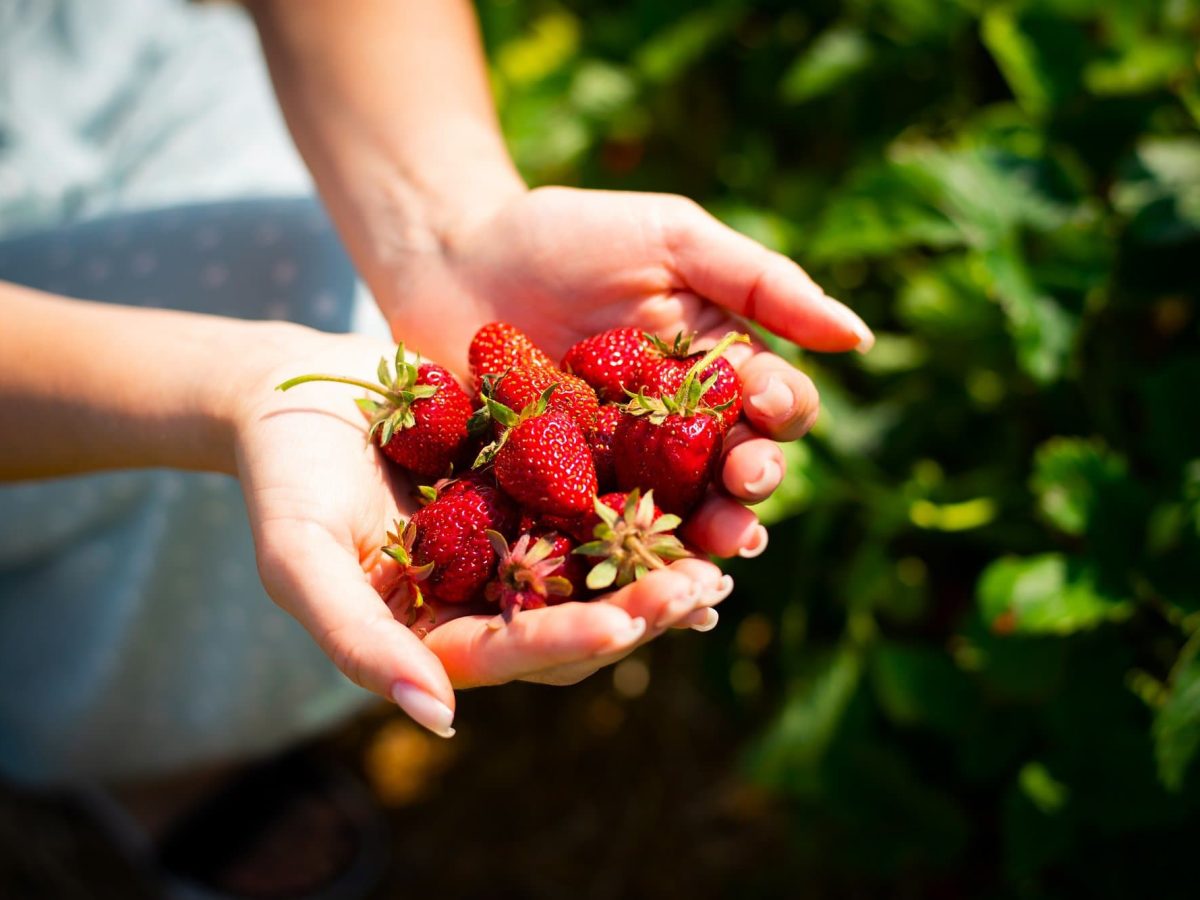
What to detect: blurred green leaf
<box><xmin>981</xmin><ymin>9</ymin><xmax>1085</xmax><ymax>116</ymax></box>
<box><xmin>1085</xmin><ymin>37</ymin><xmax>1192</xmax><ymax>96</ymax></box>
<box><xmin>870</xmin><ymin>642</ymin><xmax>976</xmax><ymax>736</ymax></box>
<box><xmin>1031</xmin><ymin>437</ymin><xmax>1128</xmax><ymax>536</ymax></box>
<box><xmin>896</xmin><ymin>254</ymin><xmax>1006</xmax><ymax>338</ymax></box>
<box><xmin>1113</xmin><ymin>137</ymin><xmax>1200</xmax><ymax>243</ymax></box>
<box><xmin>807</xmin><ymin>162</ymin><xmax>964</xmax><ymax>260</ymax></box>
<box><xmin>780</xmin><ymin>26</ymin><xmax>871</xmax><ymax>104</ymax></box>
<box><xmin>1155</xmin><ymin>654</ymin><xmax>1200</xmax><ymax>792</ymax></box>
<box><xmin>981</xmin><ymin>7</ymin><xmax>1054</xmax><ymax>116</ymax></box>
<box><xmin>634</xmin><ymin>5</ymin><xmax>741</xmax><ymax>84</ymax></box>
<box><xmin>496</xmin><ymin>10</ymin><xmax>580</xmax><ymax>86</ymax></box>
<box><xmin>978</xmin><ymin>553</ymin><xmax>1131</xmax><ymax>635</ymax></box>
<box><xmin>747</xmin><ymin>643</ymin><xmax>862</xmax><ymax>797</ymax></box>
<box><xmin>568</xmin><ymin>60</ymin><xmax>637</xmax><ymax>118</ymax></box>
<box><xmin>1018</xmin><ymin>760</ymin><xmax>1070</xmax><ymax>814</ymax></box>
<box><xmin>980</xmin><ymin>243</ymin><xmax>1077</xmax><ymax>383</ymax></box>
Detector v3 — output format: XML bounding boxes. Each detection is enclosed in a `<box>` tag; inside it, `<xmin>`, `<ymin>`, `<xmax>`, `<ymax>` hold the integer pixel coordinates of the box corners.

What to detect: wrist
<box><xmin>356</xmin><ymin>134</ymin><xmax>526</xmax><ymax>279</ymax></box>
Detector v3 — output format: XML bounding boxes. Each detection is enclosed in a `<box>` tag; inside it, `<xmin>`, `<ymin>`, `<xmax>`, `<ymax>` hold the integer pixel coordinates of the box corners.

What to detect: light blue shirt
<box><xmin>0</xmin><ymin>0</ymin><xmax>387</xmax><ymax>783</ymax></box>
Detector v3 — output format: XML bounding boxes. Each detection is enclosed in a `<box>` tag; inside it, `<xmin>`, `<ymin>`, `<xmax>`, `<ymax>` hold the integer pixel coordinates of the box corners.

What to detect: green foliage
<box><xmin>480</xmin><ymin>0</ymin><xmax>1200</xmax><ymax>893</ymax></box>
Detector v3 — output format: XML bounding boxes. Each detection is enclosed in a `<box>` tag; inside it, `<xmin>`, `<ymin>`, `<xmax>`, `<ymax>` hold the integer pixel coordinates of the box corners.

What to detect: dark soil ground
<box><xmin>0</xmin><ymin>636</ymin><xmax>796</xmax><ymax>900</ymax></box>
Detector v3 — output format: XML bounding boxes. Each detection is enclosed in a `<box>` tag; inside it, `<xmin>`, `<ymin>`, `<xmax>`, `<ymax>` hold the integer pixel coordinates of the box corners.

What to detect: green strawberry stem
<box><xmin>680</xmin><ymin>331</ymin><xmax>749</xmax><ymax>391</ymax></box>
<box><xmin>276</xmin><ymin>373</ymin><xmax>395</xmax><ymax>396</ymax></box>
<box><xmin>627</xmin><ymin>538</ymin><xmax>667</xmax><ymax>572</ymax></box>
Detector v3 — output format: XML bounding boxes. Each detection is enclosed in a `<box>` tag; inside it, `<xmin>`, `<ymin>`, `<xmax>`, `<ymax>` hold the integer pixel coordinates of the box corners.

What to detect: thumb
<box><xmin>256</xmin><ymin>521</ymin><xmax>458</xmax><ymax>738</ymax></box>
<box><xmin>661</xmin><ymin>197</ymin><xmax>874</xmax><ymax>353</ymax></box>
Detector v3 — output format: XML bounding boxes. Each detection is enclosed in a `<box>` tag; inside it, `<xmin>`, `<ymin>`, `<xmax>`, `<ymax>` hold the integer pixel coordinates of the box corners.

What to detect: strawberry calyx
<box><xmin>276</xmin><ymin>343</ymin><xmax>441</xmax><ymax>448</ymax></box>
<box><xmin>573</xmin><ymin>489</ymin><xmax>690</xmax><ymax>590</ymax></box>
<box><xmin>381</xmin><ymin>519</ymin><xmax>436</xmax><ymax>610</ymax></box>
<box><xmin>484</xmin><ymin>530</ymin><xmax>574</xmax><ymax>618</ymax></box>
<box><xmin>624</xmin><ymin>331</ymin><xmax>749</xmax><ymax>423</ymax></box>
<box><xmin>645</xmin><ymin>330</ymin><xmax>695</xmax><ymax>359</ymax></box>
<box><xmin>471</xmin><ymin>383</ymin><xmax>558</xmax><ymax>468</ymax></box>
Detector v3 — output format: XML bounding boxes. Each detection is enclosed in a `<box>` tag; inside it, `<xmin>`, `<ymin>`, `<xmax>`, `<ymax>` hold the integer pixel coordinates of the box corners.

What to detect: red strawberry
<box><xmin>574</xmin><ymin>489</ymin><xmax>690</xmax><ymax>589</ymax></box>
<box><xmin>614</xmin><ymin>332</ymin><xmax>747</xmax><ymax>514</ymax></box>
<box><xmin>277</xmin><ymin>345</ymin><xmax>474</xmax><ymax>480</ymax></box>
<box><xmin>562</xmin><ymin>327</ymin><xmax>653</xmax><ymax>402</ymax></box>
<box><xmin>468</xmin><ymin>322</ymin><xmax>554</xmax><ymax>390</ymax></box>
<box><xmin>383</xmin><ymin>477</ymin><xmax>518</xmax><ymax>605</ymax></box>
<box><xmin>488</xmin><ymin>364</ymin><xmax>599</xmax><ymax>432</ymax></box>
<box><xmin>493</xmin><ymin>409</ymin><xmax>598</xmax><ymax>518</ymax></box>
<box><xmin>587</xmin><ymin>405</ymin><xmax>623</xmax><ymax>493</ymax></box>
<box><xmin>637</xmin><ymin>332</ymin><xmax>744</xmax><ymax>431</ymax></box>
<box><xmin>614</xmin><ymin>413</ymin><xmax>723</xmax><ymax>515</ymax></box>
<box><xmin>484</xmin><ymin>528</ymin><xmax>587</xmax><ymax>618</ymax></box>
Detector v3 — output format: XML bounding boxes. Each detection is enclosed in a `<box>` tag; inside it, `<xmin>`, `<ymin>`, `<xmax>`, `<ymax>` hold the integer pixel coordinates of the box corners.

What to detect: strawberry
<box><xmin>614</xmin><ymin>414</ymin><xmax>722</xmax><ymax>515</ymax></box>
<box><xmin>476</xmin><ymin>385</ymin><xmax>598</xmax><ymax>517</ymax></box>
<box><xmin>468</xmin><ymin>322</ymin><xmax>554</xmax><ymax>390</ymax></box>
<box><xmin>587</xmin><ymin>405</ymin><xmax>623</xmax><ymax>493</ymax></box>
<box><xmin>485</xmin><ymin>364</ymin><xmax>599</xmax><ymax>433</ymax></box>
<box><xmin>636</xmin><ymin>332</ymin><xmax>744</xmax><ymax>431</ymax></box>
<box><xmin>499</xmin><ymin>416</ymin><xmax>597</xmax><ymax>518</ymax></box>
<box><xmin>614</xmin><ymin>332</ymin><xmax>748</xmax><ymax>515</ymax></box>
<box><xmin>484</xmin><ymin>528</ymin><xmax>587</xmax><ymax>618</ymax></box>
<box><xmin>383</xmin><ymin>476</ymin><xmax>518</xmax><ymax>605</ymax></box>
<box><xmin>562</xmin><ymin>327</ymin><xmax>653</xmax><ymax>402</ymax></box>
<box><xmin>574</xmin><ymin>489</ymin><xmax>690</xmax><ymax>589</ymax></box>
<box><xmin>277</xmin><ymin>345</ymin><xmax>474</xmax><ymax>480</ymax></box>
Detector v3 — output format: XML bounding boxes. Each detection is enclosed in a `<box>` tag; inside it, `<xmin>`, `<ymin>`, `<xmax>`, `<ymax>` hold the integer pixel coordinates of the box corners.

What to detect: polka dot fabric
<box><xmin>0</xmin><ymin>198</ymin><xmax>379</xmax><ymax>784</ymax></box>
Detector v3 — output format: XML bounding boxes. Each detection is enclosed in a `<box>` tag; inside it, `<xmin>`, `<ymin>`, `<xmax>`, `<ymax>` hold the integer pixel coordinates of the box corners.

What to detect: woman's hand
<box><xmin>253</xmin><ymin>1</ymin><xmax>873</xmax><ymax>559</ymax></box>
<box><xmin>233</xmin><ymin>327</ymin><xmax>730</xmax><ymax>736</ymax></box>
<box><xmin>370</xmin><ymin>186</ymin><xmax>875</xmax><ymax>558</ymax></box>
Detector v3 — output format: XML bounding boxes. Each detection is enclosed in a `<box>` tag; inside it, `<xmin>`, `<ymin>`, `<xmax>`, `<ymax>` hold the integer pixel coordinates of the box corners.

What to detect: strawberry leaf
<box><xmin>587</xmin><ymin>557</ymin><xmax>620</xmax><ymax>590</ymax></box>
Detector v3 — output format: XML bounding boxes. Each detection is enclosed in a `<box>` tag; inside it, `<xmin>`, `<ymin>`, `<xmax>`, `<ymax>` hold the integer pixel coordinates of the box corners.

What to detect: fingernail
<box><xmin>689</xmin><ymin>608</ymin><xmax>719</xmax><ymax>632</ymax></box>
<box><xmin>743</xmin><ymin>457</ymin><xmax>782</xmax><ymax>496</ymax></box>
<box><xmin>391</xmin><ymin>681</ymin><xmax>456</xmax><ymax>738</ymax></box>
<box><xmin>738</xmin><ymin>524</ymin><xmax>769</xmax><ymax>559</ymax></box>
<box><xmin>708</xmin><ymin>574</ymin><xmax>734</xmax><ymax>605</ymax></box>
<box><xmin>655</xmin><ymin>589</ymin><xmax>700</xmax><ymax>629</ymax></box>
<box><xmin>745</xmin><ymin>375</ymin><xmax>794</xmax><ymax>421</ymax></box>
<box><xmin>826</xmin><ymin>296</ymin><xmax>875</xmax><ymax>354</ymax></box>
<box><xmin>611</xmin><ymin>616</ymin><xmax>647</xmax><ymax>649</ymax></box>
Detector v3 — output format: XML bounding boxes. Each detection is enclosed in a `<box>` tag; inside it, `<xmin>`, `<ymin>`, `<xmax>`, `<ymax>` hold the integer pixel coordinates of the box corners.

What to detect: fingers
<box><xmin>721</xmin><ymin>424</ymin><xmax>786</xmax><ymax>502</ymax></box>
<box><xmin>663</xmin><ymin>198</ymin><xmax>874</xmax><ymax>353</ymax></box>
<box><xmin>518</xmin><ymin>560</ymin><xmax>733</xmax><ymax>685</ymax></box>
<box><xmin>256</xmin><ymin>521</ymin><xmax>457</xmax><ymax>737</ymax></box>
<box><xmin>735</xmin><ymin>352</ymin><xmax>820</xmax><ymax>441</ymax></box>
<box><xmin>682</xmin><ymin>494</ymin><xmax>769</xmax><ymax>558</ymax></box>
<box><xmin>422</xmin><ymin>601</ymin><xmax>647</xmax><ymax>688</ymax></box>
<box><xmin>600</xmin><ymin>557</ymin><xmax>726</xmax><ymax>630</ymax></box>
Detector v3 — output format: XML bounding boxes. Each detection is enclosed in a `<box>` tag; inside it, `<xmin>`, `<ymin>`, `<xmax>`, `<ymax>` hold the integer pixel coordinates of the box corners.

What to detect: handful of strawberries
<box><xmin>278</xmin><ymin>322</ymin><xmax>752</xmax><ymax>622</ymax></box>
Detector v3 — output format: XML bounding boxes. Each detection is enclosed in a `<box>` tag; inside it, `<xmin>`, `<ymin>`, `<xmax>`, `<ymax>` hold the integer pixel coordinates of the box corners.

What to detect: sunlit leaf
<box><xmin>1030</xmin><ymin>437</ymin><xmax>1128</xmax><ymax>536</ymax></box>
<box><xmin>978</xmin><ymin>554</ymin><xmax>1131</xmax><ymax>635</ymax></box>
<box><xmin>780</xmin><ymin>26</ymin><xmax>871</xmax><ymax>104</ymax></box>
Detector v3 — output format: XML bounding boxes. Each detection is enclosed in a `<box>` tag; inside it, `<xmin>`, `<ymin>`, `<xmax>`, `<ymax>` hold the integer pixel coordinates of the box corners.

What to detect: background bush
<box><xmin>478</xmin><ymin>0</ymin><xmax>1200</xmax><ymax>895</ymax></box>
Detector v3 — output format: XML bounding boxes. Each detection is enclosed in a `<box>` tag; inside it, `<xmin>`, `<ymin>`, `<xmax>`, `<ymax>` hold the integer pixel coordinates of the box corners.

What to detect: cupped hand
<box><xmin>373</xmin><ymin>186</ymin><xmax>874</xmax><ymax>558</ymax></box>
<box><xmin>232</xmin><ymin>326</ymin><xmax>729</xmax><ymax>735</ymax></box>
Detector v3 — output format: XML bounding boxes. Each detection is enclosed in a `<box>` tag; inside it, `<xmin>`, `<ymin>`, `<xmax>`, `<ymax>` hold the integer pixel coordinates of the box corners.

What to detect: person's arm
<box><xmin>249</xmin><ymin>0</ymin><xmax>522</xmax><ymax>308</ymax></box>
<box><xmin>247</xmin><ymin>0</ymin><xmax>871</xmax><ymax>361</ymax></box>
<box><xmin>0</xmin><ymin>282</ymin><xmax>249</xmax><ymax>479</ymax></box>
